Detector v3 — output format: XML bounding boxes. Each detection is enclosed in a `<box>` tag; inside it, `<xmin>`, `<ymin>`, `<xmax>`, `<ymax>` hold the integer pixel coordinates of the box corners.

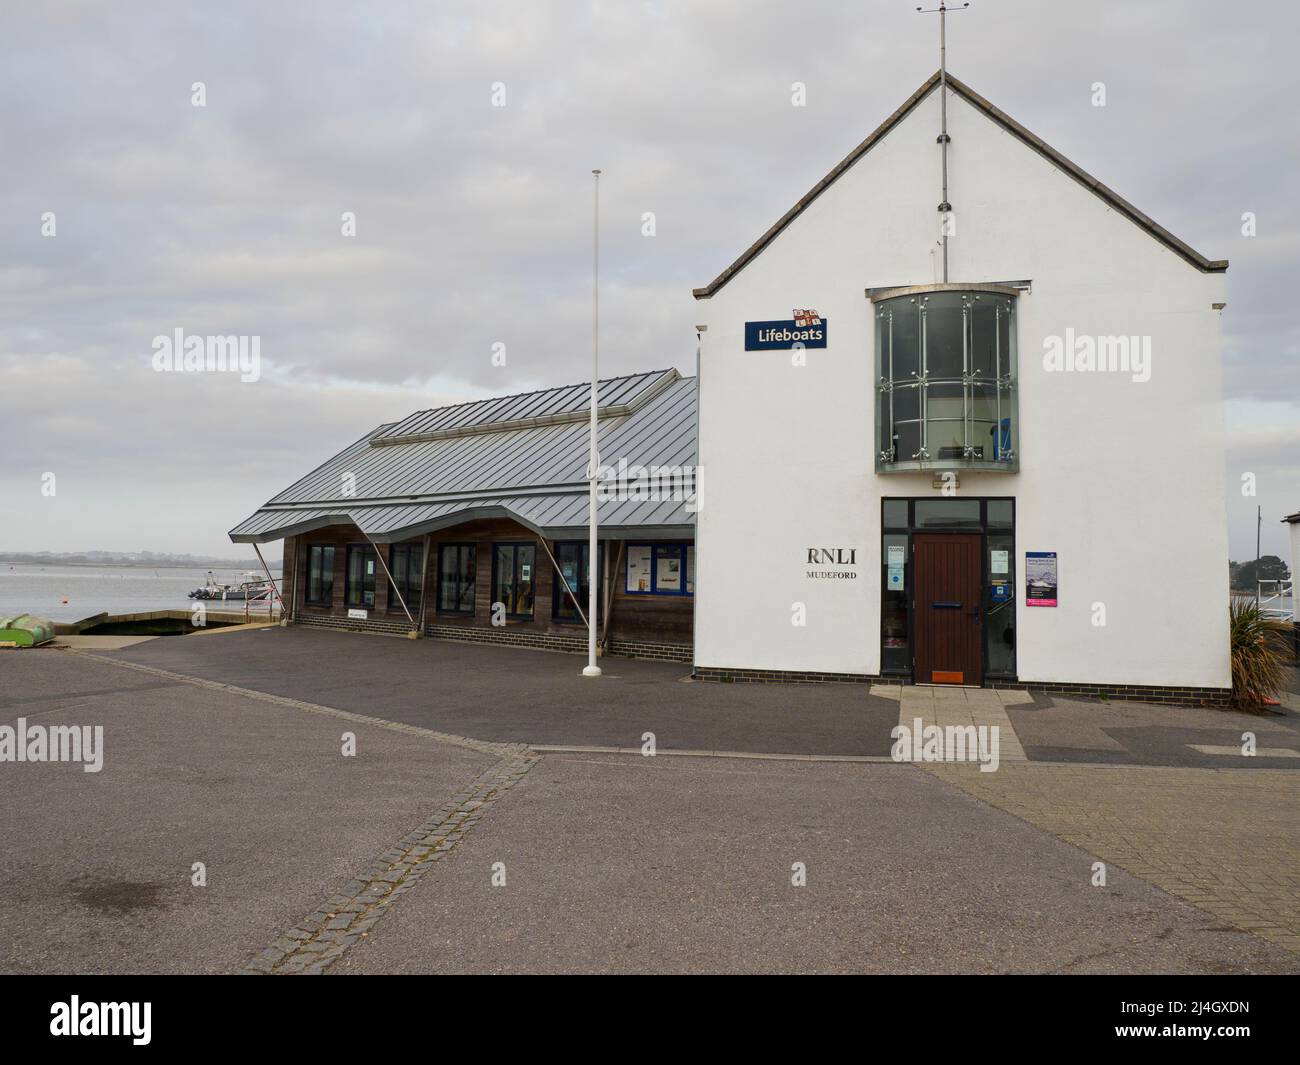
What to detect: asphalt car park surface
<box><xmin>335</xmin><ymin>751</ymin><xmax>1299</xmax><ymax>974</ymax></box>
<box><xmin>0</xmin><ymin>651</ymin><xmax>492</xmax><ymax>973</ymax></box>
<box><xmin>104</xmin><ymin>627</ymin><xmax>1300</xmax><ymax>767</ymax></box>
<box><xmin>104</xmin><ymin>627</ymin><xmax>904</xmax><ymax>757</ymax></box>
<box><xmin>3</xmin><ymin>642</ymin><xmax>1297</xmax><ymax>973</ymax></box>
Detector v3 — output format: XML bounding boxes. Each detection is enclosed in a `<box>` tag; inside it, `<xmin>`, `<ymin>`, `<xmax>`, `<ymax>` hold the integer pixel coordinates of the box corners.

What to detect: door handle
<box><xmin>932</xmin><ymin>601</ymin><xmax>962</xmax><ymax>609</ymax></box>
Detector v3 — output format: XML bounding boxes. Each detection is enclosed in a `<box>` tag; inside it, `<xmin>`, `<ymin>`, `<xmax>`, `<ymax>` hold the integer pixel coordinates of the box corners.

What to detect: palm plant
<box><xmin>1229</xmin><ymin>597</ymin><xmax>1292</xmax><ymax>711</ymax></box>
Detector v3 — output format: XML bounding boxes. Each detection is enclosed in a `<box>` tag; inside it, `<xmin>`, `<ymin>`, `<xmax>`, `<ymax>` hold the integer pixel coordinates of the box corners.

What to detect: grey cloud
<box><xmin>1</xmin><ymin>0</ymin><xmax>1296</xmax><ymax>556</ymax></box>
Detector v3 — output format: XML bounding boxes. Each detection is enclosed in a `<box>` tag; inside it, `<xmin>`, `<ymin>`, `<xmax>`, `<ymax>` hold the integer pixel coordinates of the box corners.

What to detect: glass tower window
<box><xmin>875</xmin><ymin>289</ymin><xmax>1018</xmax><ymax>472</ymax></box>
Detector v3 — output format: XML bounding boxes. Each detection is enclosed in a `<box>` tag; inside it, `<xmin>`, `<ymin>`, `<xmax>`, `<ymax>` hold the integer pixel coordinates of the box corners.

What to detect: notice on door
<box><xmin>886</xmin><ymin>544</ymin><xmax>905</xmax><ymax>591</ymax></box>
<box><xmin>655</xmin><ymin>546</ymin><xmax>682</xmax><ymax>592</ymax></box>
<box><xmin>1025</xmin><ymin>551</ymin><xmax>1058</xmax><ymax>607</ymax></box>
<box><xmin>626</xmin><ymin>545</ymin><xmax>652</xmax><ymax>593</ymax></box>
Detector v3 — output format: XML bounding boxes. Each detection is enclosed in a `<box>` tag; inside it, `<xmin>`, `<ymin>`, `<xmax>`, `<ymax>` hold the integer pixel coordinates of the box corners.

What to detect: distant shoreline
<box><xmin>2</xmin><ymin>560</ymin><xmax>280</xmax><ymax>571</ymax></box>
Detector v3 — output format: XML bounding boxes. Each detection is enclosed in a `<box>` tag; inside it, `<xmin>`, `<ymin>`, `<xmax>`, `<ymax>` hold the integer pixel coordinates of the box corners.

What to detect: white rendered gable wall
<box><xmin>693</xmin><ymin>86</ymin><xmax>1230</xmax><ymax>687</ymax></box>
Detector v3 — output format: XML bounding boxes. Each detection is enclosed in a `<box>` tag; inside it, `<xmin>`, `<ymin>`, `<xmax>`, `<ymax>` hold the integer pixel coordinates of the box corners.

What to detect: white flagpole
<box><xmin>583</xmin><ymin>168</ymin><xmax>602</xmax><ymax>677</ymax></box>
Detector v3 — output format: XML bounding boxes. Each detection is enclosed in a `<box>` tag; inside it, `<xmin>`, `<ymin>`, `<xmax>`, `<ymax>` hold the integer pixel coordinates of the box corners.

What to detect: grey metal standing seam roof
<box><xmin>229</xmin><ymin>369</ymin><xmax>698</xmax><ymax>543</ymax></box>
<box><xmin>370</xmin><ymin>368</ymin><xmax>674</xmax><ymax>442</ymax></box>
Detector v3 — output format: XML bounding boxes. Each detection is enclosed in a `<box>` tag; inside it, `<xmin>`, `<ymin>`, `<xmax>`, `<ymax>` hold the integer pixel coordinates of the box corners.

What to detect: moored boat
<box><xmin>187</xmin><ymin>571</ymin><xmax>273</xmax><ymax>601</ymax></box>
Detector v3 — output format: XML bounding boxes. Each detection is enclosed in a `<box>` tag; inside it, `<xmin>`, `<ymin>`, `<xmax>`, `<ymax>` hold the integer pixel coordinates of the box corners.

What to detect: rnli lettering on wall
<box><xmin>745</xmin><ymin>309</ymin><xmax>828</xmax><ymax>351</ymax></box>
<box><xmin>806</xmin><ymin>547</ymin><xmax>858</xmax><ymax>580</ymax></box>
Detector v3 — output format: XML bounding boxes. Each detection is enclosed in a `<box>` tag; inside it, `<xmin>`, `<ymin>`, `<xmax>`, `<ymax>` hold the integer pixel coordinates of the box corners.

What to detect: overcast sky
<box><xmin>2</xmin><ymin>0</ymin><xmax>1296</xmax><ymax>561</ymax></box>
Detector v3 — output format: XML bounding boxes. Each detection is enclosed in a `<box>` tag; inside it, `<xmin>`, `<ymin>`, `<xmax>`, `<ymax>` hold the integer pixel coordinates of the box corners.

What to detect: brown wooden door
<box><xmin>913</xmin><ymin>533</ymin><xmax>983</xmax><ymax>686</ymax></box>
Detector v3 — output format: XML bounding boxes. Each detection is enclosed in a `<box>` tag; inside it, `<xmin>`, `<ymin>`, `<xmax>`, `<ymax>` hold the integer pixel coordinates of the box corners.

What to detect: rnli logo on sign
<box><xmin>745</xmin><ymin>309</ymin><xmax>827</xmax><ymax>351</ymax></box>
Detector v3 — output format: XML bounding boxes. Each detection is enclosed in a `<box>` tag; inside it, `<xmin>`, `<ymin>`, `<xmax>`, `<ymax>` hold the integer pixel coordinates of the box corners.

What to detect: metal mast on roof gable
<box><xmin>916</xmin><ymin>1</ymin><xmax>969</xmax><ymax>282</ymax></box>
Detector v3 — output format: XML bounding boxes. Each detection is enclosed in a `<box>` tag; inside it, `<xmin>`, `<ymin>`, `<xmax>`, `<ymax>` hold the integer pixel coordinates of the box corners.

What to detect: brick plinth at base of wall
<box><xmin>606</xmin><ymin>639</ymin><xmax>694</xmax><ymax>663</ymax></box>
<box><xmin>423</xmin><ymin>623</ymin><xmax>693</xmax><ymax>664</ymax></box>
<box><xmin>293</xmin><ymin>615</ymin><xmax>414</xmax><ymax>637</ymax></box>
<box><xmin>692</xmin><ymin>666</ymin><xmax>887</xmax><ymax>685</ymax></box>
<box><xmin>693</xmin><ymin>665</ymin><xmax>1232</xmax><ymax>707</ymax></box>
<box><xmin>424</xmin><ymin>623</ymin><xmax>588</xmax><ymax>654</ymax></box>
<box><xmin>985</xmin><ymin>679</ymin><xmax>1233</xmax><ymax>708</ymax></box>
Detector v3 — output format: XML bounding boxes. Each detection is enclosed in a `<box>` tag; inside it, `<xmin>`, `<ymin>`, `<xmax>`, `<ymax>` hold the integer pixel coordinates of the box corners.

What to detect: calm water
<box><xmin>3</xmin><ymin>563</ymin><xmax>1292</xmax><ymax>626</ymax></box>
<box><xmin>0</xmin><ymin>564</ymin><xmax>281</xmax><ymax>623</ymax></box>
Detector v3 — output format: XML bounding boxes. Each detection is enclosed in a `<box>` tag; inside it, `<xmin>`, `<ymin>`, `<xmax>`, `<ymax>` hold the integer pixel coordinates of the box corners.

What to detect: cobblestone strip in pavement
<box><xmin>67</xmin><ymin>649</ymin><xmax>540</xmax><ymax>974</ymax></box>
<box><xmin>928</xmin><ymin>762</ymin><xmax>1300</xmax><ymax>953</ymax></box>
<box><xmin>248</xmin><ymin>749</ymin><xmax>537</xmax><ymax>974</ymax></box>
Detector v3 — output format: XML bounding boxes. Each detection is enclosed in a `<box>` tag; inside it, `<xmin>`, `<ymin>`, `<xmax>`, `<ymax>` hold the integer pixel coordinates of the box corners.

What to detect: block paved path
<box><xmin>928</xmin><ymin>762</ymin><xmax>1300</xmax><ymax>954</ymax></box>
<box><xmin>876</xmin><ymin>683</ymin><xmax>1030</xmax><ymax>763</ymax></box>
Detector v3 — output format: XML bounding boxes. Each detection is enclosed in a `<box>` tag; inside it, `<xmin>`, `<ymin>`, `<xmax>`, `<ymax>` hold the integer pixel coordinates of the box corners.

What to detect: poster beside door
<box><xmin>1025</xmin><ymin>551</ymin><xmax>1058</xmax><ymax>607</ymax></box>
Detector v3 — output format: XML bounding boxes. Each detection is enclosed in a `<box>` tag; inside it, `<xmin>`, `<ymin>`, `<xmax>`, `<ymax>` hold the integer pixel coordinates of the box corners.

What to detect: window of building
<box><xmin>305</xmin><ymin>544</ymin><xmax>335</xmax><ymax>606</ymax></box>
<box><xmin>881</xmin><ymin>532</ymin><xmax>910</xmax><ymax>673</ymax></box>
<box><xmin>625</xmin><ymin>543</ymin><xmax>693</xmax><ymax>596</ymax></box>
<box><xmin>492</xmin><ymin>542</ymin><xmax>536</xmax><ymax>618</ymax></box>
<box><xmin>437</xmin><ymin>543</ymin><xmax>476</xmax><ymax>614</ymax></box>
<box><xmin>986</xmin><ymin>532</ymin><xmax>1016</xmax><ymax>676</ymax></box>
<box><xmin>875</xmin><ymin>289</ymin><xmax>1018</xmax><ymax>472</ymax></box>
<box><xmin>987</xmin><ymin>499</ymin><xmax>1014</xmax><ymax>529</ymax></box>
<box><xmin>882</xmin><ymin>499</ymin><xmax>909</xmax><ymax>530</ymax></box>
<box><xmin>386</xmin><ymin>542</ymin><xmax>424</xmax><ymax>613</ymax></box>
<box><xmin>914</xmin><ymin>498</ymin><xmax>982</xmax><ymax>529</ymax></box>
<box><xmin>552</xmin><ymin>542</ymin><xmax>603</xmax><ymax>623</ymax></box>
<box><xmin>345</xmin><ymin>544</ymin><xmax>377</xmax><ymax>609</ymax></box>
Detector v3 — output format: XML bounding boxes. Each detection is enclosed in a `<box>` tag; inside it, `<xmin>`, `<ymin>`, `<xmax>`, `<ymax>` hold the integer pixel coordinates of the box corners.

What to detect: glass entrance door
<box><xmin>881</xmin><ymin>498</ymin><xmax>1018</xmax><ymax>683</ymax></box>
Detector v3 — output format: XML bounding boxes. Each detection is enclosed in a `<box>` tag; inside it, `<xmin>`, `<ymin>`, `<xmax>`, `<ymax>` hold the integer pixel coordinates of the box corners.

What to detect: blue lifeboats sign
<box><xmin>744</xmin><ymin>310</ymin><xmax>828</xmax><ymax>351</ymax></box>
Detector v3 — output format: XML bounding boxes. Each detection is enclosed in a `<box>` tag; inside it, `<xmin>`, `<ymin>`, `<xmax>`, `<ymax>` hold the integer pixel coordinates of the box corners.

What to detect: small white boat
<box><xmin>188</xmin><ymin>571</ymin><xmax>273</xmax><ymax>601</ymax></box>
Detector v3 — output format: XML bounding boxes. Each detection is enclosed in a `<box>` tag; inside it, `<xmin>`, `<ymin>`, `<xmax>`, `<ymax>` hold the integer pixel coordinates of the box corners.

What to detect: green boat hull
<box><xmin>0</xmin><ymin>614</ymin><xmax>56</xmax><ymax>647</ymax></box>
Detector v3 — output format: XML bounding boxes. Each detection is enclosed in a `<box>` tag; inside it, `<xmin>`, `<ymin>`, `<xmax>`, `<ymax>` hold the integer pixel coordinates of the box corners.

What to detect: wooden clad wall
<box><xmin>426</xmin><ymin>517</ymin><xmax>552</xmax><ymax>630</ymax></box>
<box><xmin>607</xmin><ymin>552</ymin><xmax>693</xmax><ymax>644</ymax></box>
<box><xmin>282</xmin><ymin>521</ymin><xmax>694</xmax><ymax>647</ymax></box>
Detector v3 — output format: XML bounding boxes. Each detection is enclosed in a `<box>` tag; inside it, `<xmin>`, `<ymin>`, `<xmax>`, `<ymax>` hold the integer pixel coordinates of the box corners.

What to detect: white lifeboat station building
<box><xmin>689</xmin><ymin>71</ymin><xmax>1232</xmax><ymax>704</ymax></box>
<box><xmin>235</xmin><ymin>72</ymin><xmax>1233</xmax><ymax>705</ymax></box>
